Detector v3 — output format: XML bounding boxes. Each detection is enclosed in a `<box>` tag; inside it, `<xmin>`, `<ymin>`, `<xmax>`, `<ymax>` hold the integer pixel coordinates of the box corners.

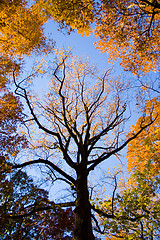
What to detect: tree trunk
<box><xmin>73</xmin><ymin>168</ymin><xmax>95</xmax><ymax>240</ymax></box>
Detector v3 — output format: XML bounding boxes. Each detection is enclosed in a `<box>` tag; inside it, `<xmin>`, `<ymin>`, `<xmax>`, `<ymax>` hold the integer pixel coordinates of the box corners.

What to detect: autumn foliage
<box><xmin>36</xmin><ymin>0</ymin><xmax>94</xmax><ymax>34</ymax></box>
<box><xmin>95</xmin><ymin>98</ymin><xmax>160</xmax><ymax>239</ymax></box>
<box><xmin>0</xmin><ymin>0</ymin><xmax>47</xmax><ymax>58</ymax></box>
<box><xmin>0</xmin><ymin>91</ymin><xmax>27</xmax><ymax>157</ymax></box>
<box><xmin>0</xmin><ymin>0</ymin><xmax>159</xmax><ymax>239</ymax></box>
<box><xmin>127</xmin><ymin>97</ymin><xmax>160</xmax><ymax>177</ymax></box>
<box><xmin>94</xmin><ymin>0</ymin><xmax>160</xmax><ymax>74</ymax></box>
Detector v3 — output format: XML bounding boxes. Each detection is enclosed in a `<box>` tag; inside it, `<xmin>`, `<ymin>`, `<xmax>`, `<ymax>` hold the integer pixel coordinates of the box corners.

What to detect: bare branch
<box><xmin>141</xmin><ymin>0</ymin><xmax>160</xmax><ymax>10</ymax></box>
<box><xmin>91</xmin><ymin>204</ymin><xmax>147</xmax><ymax>222</ymax></box>
<box><xmin>53</xmin><ymin>60</ymin><xmax>80</xmax><ymax>147</ymax></box>
<box><xmin>88</xmin><ymin>105</ymin><xmax>126</xmax><ymax>156</ymax></box>
<box><xmin>6</xmin><ymin>201</ymin><xmax>75</xmax><ymax>219</ymax></box>
<box><xmin>13</xmin><ymin>70</ymin><xmax>60</xmax><ymax>137</ymax></box>
<box><xmin>91</xmin><ymin>214</ymin><xmax>105</xmax><ymax>234</ymax></box>
<box><xmin>13</xmin><ymin>70</ymin><xmax>77</xmax><ymax>170</ymax></box>
<box><xmin>112</xmin><ymin>175</ymin><xmax>117</xmax><ymax>215</ymax></box>
<box><xmin>12</xmin><ymin>158</ymin><xmax>76</xmax><ymax>184</ymax></box>
<box><xmin>91</xmin><ymin>204</ymin><xmax>114</xmax><ymax>219</ymax></box>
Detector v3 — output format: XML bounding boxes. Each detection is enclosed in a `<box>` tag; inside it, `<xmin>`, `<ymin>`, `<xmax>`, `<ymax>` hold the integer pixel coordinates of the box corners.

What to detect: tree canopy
<box><xmin>127</xmin><ymin>97</ymin><xmax>160</xmax><ymax>177</ymax></box>
<box><xmin>94</xmin><ymin>0</ymin><xmax>160</xmax><ymax>74</ymax></box>
<box><xmin>0</xmin><ymin>0</ymin><xmax>47</xmax><ymax>58</ymax></box>
<box><xmin>0</xmin><ymin>0</ymin><xmax>159</xmax><ymax>239</ymax></box>
<box><xmin>0</xmin><ymin>156</ymin><xmax>74</xmax><ymax>239</ymax></box>
<box><xmin>1</xmin><ymin>0</ymin><xmax>160</xmax><ymax>76</ymax></box>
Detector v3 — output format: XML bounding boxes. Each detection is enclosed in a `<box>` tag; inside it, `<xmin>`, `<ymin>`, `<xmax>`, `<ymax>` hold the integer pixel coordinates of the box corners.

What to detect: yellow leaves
<box><xmin>33</xmin><ymin>58</ymin><xmax>48</xmax><ymax>76</ymax></box>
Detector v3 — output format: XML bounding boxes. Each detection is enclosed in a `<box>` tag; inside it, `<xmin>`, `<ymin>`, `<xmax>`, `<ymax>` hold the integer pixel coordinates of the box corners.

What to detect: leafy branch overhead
<box><xmin>1</xmin><ymin>0</ymin><xmax>159</xmax><ymax>77</ymax></box>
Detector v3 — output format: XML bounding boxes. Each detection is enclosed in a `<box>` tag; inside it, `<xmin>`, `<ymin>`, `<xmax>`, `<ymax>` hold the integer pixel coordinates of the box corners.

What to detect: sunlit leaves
<box><xmin>0</xmin><ymin>0</ymin><xmax>47</xmax><ymax>58</ymax></box>
<box><xmin>97</xmin><ymin>169</ymin><xmax>160</xmax><ymax>239</ymax></box>
<box><xmin>36</xmin><ymin>0</ymin><xmax>94</xmax><ymax>35</ymax></box>
<box><xmin>96</xmin><ymin>97</ymin><xmax>160</xmax><ymax>239</ymax></box>
<box><xmin>127</xmin><ymin>97</ymin><xmax>160</xmax><ymax>177</ymax></box>
<box><xmin>25</xmin><ymin>53</ymin><xmax>128</xmax><ymax>166</ymax></box>
<box><xmin>0</xmin><ymin>91</ymin><xmax>27</xmax><ymax>157</ymax></box>
<box><xmin>94</xmin><ymin>0</ymin><xmax>160</xmax><ymax>74</ymax></box>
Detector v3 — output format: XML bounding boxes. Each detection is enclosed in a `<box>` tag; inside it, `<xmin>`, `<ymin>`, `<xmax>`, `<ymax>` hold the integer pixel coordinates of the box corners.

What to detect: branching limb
<box><xmin>141</xmin><ymin>0</ymin><xmax>160</xmax><ymax>10</ymax></box>
<box><xmin>13</xmin><ymin>69</ymin><xmax>76</xmax><ymax>170</ymax></box>
<box><xmin>112</xmin><ymin>175</ymin><xmax>117</xmax><ymax>215</ymax></box>
<box><xmin>46</xmin><ymin>165</ymin><xmax>73</xmax><ymax>186</ymax></box>
<box><xmin>91</xmin><ymin>204</ymin><xmax>115</xmax><ymax>219</ymax></box>
<box><xmin>88</xmin><ymin>116</ymin><xmax>155</xmax><ymax>172</ymax></box>
<box><xmin>53</xmin><ymin>60</ymin><xmax>80</xmax><ymax>147</ymax></box>
<box><xmin>6</xmin><ymin>201</ymin><xmax>75</xmax><ymax>219</ymax></box>
<box><xmin>12</xmin><ymin>158</ymin><xmax>76</xmax><ymax>184</ymax></box>
<box><xmin>91</xmin><ymin>214</ymin><xmax>105</xmax><ymax>234</ymax></box>
<box><xmin>91</xmin><ymin>204</ymin><xmax>147</xmax><ymax>222</ymax></box>
<box><xmin>13</xmin><ymin>70</ymin><xmax>60</xmax><ymax>137</ymax></box>
<box><xmin>88</xmin><ymin>105</ymin><xmax>126</xmax><ymax>155</ymax></box>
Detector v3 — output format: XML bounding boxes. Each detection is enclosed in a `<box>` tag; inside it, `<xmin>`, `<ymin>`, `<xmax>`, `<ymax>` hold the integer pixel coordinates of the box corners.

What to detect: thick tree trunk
<box><xmin>73</xmin><ymin>168</ymin><xmax>95</xmax><ymax>240</ymax></box>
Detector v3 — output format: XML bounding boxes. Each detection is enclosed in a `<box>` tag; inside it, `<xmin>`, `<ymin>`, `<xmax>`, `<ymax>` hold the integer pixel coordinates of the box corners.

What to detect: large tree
<box><xmin>1</xmin><ymin>1</ymin><xmax>159</xmax><ymax>238</ymax></box>
<box><xmin>12</xmin><ymin>54</ymin><xmax>156</xmax><ymax>239</ymax></box>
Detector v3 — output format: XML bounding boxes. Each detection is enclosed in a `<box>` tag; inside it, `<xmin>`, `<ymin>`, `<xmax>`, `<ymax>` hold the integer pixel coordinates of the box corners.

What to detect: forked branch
<box><xmin>12</xmin><ymin>158</ymin><xmax>76</xmax><ymax>184</ymax></box>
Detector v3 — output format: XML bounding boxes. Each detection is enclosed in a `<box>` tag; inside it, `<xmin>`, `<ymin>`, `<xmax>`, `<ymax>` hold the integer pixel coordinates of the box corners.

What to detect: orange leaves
<box><xmin>0</xmin><ymin>91</ymin><xmax>27</xmax><ymax>157</ymax></box>
<box><xmin>94</xmin><ymin>0</ymin><xmax>160</xmax><ymax>74</ymax></box>
<box><xmin>127</xmin><ymin>97</ymin><xmax>160</xmax><ymax>177</ymax></box>
<box><xmin>0</xmin><ymin>0</ymin><xmax>46</xmax><ymax>58</ymax></box>
<box><xmin>0</xmin><ymin>0</ymin><xmax>51</xmax><ymax>95</ymax></box>
<box><xmin>36</xmin><ymin>0</ymin><xmax>94</xmax><ymax>34</ymax></box>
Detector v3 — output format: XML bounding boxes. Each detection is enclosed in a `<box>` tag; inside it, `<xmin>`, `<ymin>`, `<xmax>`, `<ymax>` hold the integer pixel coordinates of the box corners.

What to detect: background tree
<box><xmin>0</xmin><ymin>0</ymin><xmax>54</xmax><ymax>91</ymax></box>
<box><xmin>97</xmin><ymin>168</ymin><xmax>160</xmax><ymax>239</ymax></box>
<box><xmin>1</xmin><ymin>0</ymin><xmax>160</xmax><ymax>78</ymax></box>
<box><xmin>0</xmin><ymin>91</ymin><xmax>27</xmax><ymax>158</ymax></box>
<box><xmin>0</xmin><ymin>156</ymin><xmax>74</xmax><ymax>239</ymax></box>
<box><xmin>92</xmin><ymin>97</ymin><xmax>160</xmax><ymax>239</ymax></box>
<box><xmin>12</xmin><ymin>54</ymin><xmax>155</xmax><ymax>239</ymax></box>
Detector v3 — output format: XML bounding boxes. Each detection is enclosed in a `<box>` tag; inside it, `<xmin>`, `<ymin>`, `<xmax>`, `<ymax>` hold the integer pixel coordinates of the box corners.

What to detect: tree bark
<box><xmin>73</xmin><ymin>168</ymin><xmax>95</xmax><ymax>240</ymax></box>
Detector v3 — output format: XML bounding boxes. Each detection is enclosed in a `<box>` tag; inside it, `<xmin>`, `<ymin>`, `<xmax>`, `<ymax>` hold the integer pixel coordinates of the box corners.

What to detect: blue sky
<box><xmin>44</xmin><ymin>20</ymin><xmax>125</xmax><ymax>73</ymax></box>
